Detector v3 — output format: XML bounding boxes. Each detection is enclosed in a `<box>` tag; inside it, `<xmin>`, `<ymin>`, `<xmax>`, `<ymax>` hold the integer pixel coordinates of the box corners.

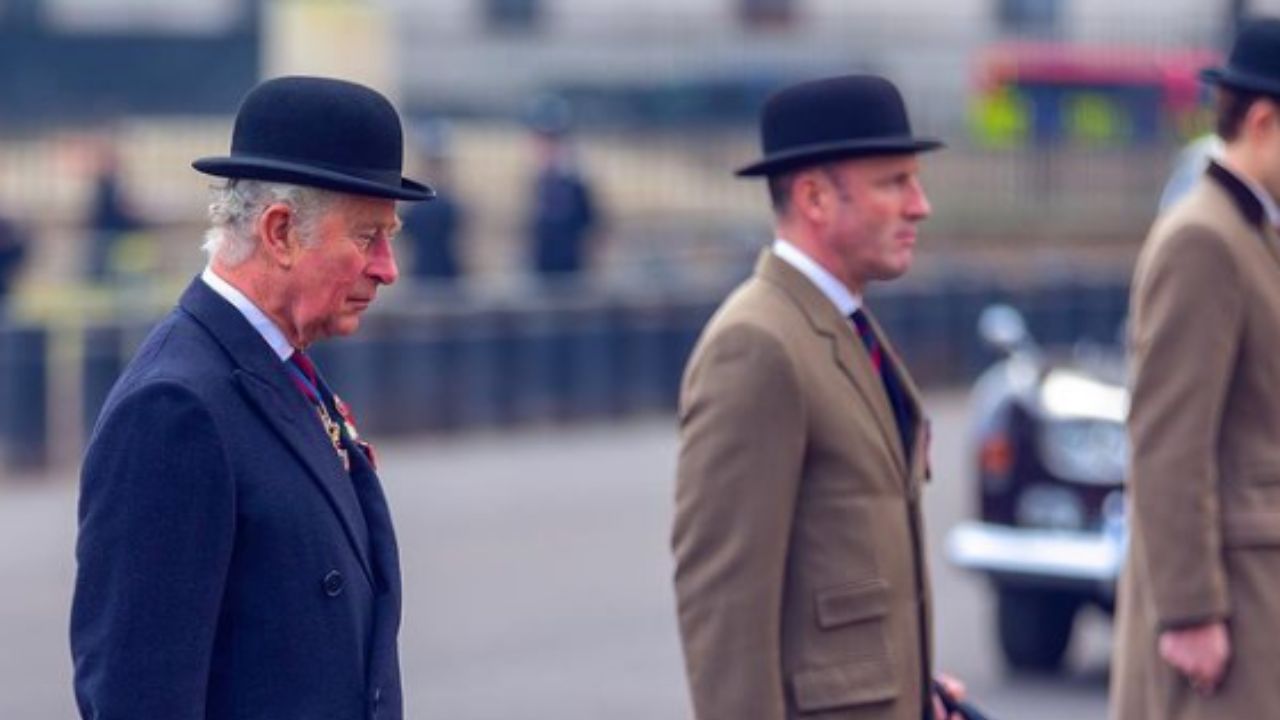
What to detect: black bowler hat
<box><xmin>1202</xmin><ymin>18</ymin><xmax>1280</xmax><ymax>97</ymax></box>
<box><xmin>736</xmin><ymin>74</ymin><xmax>942</xmax><ymax>177</ymax></box>
<box><xmin>194</xmin><ymin>76</ymin><xmax>434</xmax><ymax>202</ymax></box>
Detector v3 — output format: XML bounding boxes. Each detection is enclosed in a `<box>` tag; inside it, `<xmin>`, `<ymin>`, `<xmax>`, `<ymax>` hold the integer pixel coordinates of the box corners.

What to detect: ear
<box><xmin>794</xmin><ymin>172</ymin><xmax>828</xmax><ymax>224</ymax></box>
<box><xmin>1245</xmin><ymin>98</ymin><xmax>1280</xmax><ymax>139</ymax></box>
<box><xmin>257</xmin><ymin>203</ymin><xmax>298</xmax><ymax>269</ymax></box>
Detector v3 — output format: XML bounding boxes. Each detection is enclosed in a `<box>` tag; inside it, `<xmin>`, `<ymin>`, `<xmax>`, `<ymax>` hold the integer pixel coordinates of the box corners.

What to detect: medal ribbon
<box><xmin>286</xmin><ymin>352</ymin><xmax>350</xmax><ymax>472</ymax></box>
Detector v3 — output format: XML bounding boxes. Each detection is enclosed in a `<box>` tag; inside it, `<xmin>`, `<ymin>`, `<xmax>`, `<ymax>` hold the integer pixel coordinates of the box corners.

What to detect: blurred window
<box><xmin>996</xmin><ymin>0</ymin><xmax>1060</xmax><ymax>37</ymax></box>
<box><xmin>551</xmin><ymin>75</ymin><xmax>780</xmax><ymax>128</ymax></box>
<box><xmin>738</xmin><ymin>0</ymin><xmax>797</xmax><ymax>30</ymax></box>
<box><xmin>484</xmin><ymin>0</ymin><xmax>541</xmax><ymax>32</ymax></box>
<box><xmin>42</xmin><ymin>0</ymin><xmax>243</xmax><ymax>34</ymax></box>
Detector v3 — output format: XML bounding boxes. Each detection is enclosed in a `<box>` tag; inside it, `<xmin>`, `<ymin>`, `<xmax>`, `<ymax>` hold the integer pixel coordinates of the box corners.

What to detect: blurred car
<box><xmin>946</xmin><ymin>305</ymin><xmax>1128</xmax><ymax>673</ymax></box>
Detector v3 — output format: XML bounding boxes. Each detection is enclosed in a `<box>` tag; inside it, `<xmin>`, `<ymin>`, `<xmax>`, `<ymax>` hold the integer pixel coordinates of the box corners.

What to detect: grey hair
<box><xmin>202</xmin><ymin>179</ymin><xmax>338</xmax><ymax>266</ymax></box>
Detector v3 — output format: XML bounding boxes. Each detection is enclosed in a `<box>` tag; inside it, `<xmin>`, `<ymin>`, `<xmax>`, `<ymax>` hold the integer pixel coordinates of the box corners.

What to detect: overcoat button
<box><xmin>322</xmin><ymin>570</ymin><xmax>344</xmax><ymax>597</ymax></box>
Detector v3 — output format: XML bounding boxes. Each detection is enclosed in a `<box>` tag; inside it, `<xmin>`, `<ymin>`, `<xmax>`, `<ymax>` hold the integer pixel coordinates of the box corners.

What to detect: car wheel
<box><xmin>995</xmin><ymin>586</ymin><xmax>1078</xmax><ymax>673</ymax></box>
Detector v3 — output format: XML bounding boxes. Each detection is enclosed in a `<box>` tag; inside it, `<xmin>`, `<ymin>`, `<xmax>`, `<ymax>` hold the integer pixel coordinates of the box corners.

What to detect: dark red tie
<box><xmin>288</xmin><ymin>350</ymin><xmax>320</xmax><ymax>403</ymax></box>
<box><xmin>851</xmin><ymin>309</ymin><xmax>913</xmax><ymax>456</ymax></box>
<box><xmin>851</xmin><ymin>310</ymin><xmax>883</xmax><ymax>372</ymax></box>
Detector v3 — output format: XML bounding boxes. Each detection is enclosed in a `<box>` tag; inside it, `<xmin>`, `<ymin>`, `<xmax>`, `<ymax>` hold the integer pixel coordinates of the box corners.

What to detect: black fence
<box><xmin>0</xmin><ymin>324</ymin><xmax>48</xmax><ymax>469</ymax></box>
<box><xmin>0</xmin><ymin>271</ymin><xmax>1131</xmax><ymax>472</ymax></box>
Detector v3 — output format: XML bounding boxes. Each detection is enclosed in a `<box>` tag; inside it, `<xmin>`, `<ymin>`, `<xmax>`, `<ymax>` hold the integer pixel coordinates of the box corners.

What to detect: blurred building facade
<box><xmin>387</xmin><ymin>0</ymin><xmax>1266</xmax><ymax>125</ymax></box>
<box><xmin>0</xmin><ymin>0</ymin><xmax>259</xmax><ymax>128</ymax></box>
<box><xmin>2</xmin><ymin>0</ymin><xmax>1273</xmax><ymax>290</ymax></box>
<box><xmin>1</xmin><ymin>0</ymin><xmax>1273</xmax><ymax>129</ymax></box>
<box><xmin>0</xmin><ymin>0</ymin><xmax>1274</xmax><ymax>469</ymax></box>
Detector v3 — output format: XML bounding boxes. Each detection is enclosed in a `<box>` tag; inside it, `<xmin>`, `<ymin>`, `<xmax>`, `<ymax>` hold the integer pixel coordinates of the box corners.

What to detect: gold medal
<box><xmin>333</xmin><ymin>394</ymin><xmax>376</xmax><ymax>469</ymax></box>
<box><xmin>314</xmin><ymin>401</ymin><xmax>350</xmax><ymax>472</ymax></box>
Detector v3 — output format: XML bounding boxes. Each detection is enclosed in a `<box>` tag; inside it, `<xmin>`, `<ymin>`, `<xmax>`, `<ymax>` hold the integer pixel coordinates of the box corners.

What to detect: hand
<box><xmin>932</xmin><ymin>673</ymin><xmax>967</xmax><ymax>720</ymax></box>
<box><xmin>1158</xmin><ymin>620</ymin><xmax>1231</xmax><ymax>695</ymax></box>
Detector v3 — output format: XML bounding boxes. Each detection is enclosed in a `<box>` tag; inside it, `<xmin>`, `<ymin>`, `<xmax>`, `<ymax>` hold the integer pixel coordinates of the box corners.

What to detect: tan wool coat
<box><xmin>673</xmin><ymin>251</ymin><xmax>934</xmax><ymax>720</ymax></box>
<box><xmin>1112</xmin><ymin>162</ymin><xmax>1280</xmax><ymax>719</ymax></box>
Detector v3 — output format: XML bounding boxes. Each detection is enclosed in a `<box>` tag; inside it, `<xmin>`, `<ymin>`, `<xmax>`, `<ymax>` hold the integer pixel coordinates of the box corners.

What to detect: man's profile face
<box><xmin>819</xmin><ymin>153</ymin><xmax>931</xmax><ymax>287</ymax></box>
<box><xmin>1257</xmin><ymin>99</ymin><xmax>1280</xmax><ymax>200</ymax></box>
<box><xmin>285</xmin><ymin>194</ymin><xmax>400</xmax><ymax>345</ymax></box>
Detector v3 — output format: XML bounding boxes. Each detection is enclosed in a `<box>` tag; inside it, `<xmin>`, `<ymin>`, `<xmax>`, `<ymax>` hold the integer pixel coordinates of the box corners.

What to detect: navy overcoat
<box><xmin>71</xmin><ymin>278</ymin><xmax>403</xmax><ymax>719</ymax></box>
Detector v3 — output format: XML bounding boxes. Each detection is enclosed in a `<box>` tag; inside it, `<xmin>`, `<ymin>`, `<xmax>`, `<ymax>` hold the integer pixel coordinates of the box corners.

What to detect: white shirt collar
<box><xmin>771</xmin><ymin>238</ymin><xmax>862</xmax><ymax>317</ymax></box>
<box><xmin>200</xmin><ymin>267</ymin><xmax>294</xmax><ymax>362</ymax></box>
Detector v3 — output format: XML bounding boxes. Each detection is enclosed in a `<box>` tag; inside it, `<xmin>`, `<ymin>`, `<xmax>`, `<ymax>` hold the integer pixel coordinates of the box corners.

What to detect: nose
<box><xmin>366</xmin><ymin>235</ymin><xmax>399</xmax><ymax>286</ymax></box>
<box><xmin>906</xmin><ymin>177</ymin><xmax>931</xmax><ymax>221</ymax></box>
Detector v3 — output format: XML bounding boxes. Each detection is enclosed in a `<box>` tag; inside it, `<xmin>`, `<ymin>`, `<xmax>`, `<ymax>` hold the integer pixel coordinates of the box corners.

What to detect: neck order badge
<box><xmin>287</xmin><ymin>352</ymin><xmax>351</xmax><ymax>472</ymax></box>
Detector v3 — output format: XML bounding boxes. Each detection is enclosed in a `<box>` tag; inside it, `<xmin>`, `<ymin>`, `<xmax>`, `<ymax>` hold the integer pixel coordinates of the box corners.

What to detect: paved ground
<box><xmin>0</xmin><ymin>390</ymin><xmax>1110</xmax><ymax>719</ymax></box>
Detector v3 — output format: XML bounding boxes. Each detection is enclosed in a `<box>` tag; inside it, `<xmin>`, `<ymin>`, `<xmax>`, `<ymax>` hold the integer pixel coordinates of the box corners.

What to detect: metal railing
<box><xmin>0</xmin><ymin>268</ymin><xmax>1132</xmax><ymax>473</ymax></box>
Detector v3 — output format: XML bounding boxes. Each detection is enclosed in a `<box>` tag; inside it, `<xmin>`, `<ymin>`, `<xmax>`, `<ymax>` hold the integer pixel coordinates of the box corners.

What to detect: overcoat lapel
<box><xmin>756</xmin><ymin>252</ymin><xmax>908</xmax><ymax>477</ymax></box>
<box><xmin>177</xmin><ymin>279</ymin><xmax>376</xmax><ymax>586</ymax></box>
<box><xmin>314</xmin><ymin>371</ymin><xmax>400</xmax><ymax>595</ymax></box>
<box><xmin>314</xmin><ymin>372</ymin><xmax>404</xmax><ymax>695</ymax></box>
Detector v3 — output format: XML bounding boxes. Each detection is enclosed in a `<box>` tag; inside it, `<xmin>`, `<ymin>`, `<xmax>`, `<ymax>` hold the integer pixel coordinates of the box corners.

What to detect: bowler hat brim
<box><xmin>735</xmin><ymin>135</ymin><xmax>944</xmax><ymax>177</ymax></box>
<box><xmin>193</xmin><ymin>155</ymin><xmax>436</xmax><ymax>202</ymax></box>
<box><xmin>1200</xmin><ymin>66</ymin><xmax>1280</xmax><ymax>98</ymax></box>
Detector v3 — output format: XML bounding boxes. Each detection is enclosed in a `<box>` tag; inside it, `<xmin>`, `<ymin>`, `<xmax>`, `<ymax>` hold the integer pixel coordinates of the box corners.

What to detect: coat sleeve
<box><xmin>71</xmin><ymin>380</ymin><xmax>235</xmax><ymax>720</ymax></box>
<box><xmin>672</xmin><ymin>322</ymin><xmax>805</xmax><ymax>719</ymax></box>
<box><xmin>1127</xmin><ymin>223</ymin><xmax>1241</xmax><ymax>629</ymax></box>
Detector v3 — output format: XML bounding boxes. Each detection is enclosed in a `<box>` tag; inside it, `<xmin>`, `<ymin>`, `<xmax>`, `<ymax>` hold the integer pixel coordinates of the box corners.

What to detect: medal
<box><xmin>314</xmin><ymin>400</ymin><xmax>350</xmax><ymax>472</ymax></box>
<box><xmin>285</xmin><ymin>354</ymin><xmax>353</xmax><ymax>472</ymax></box>
<box><xmin>334</xmin><ymin>394</ymin><xmax>377</xmax><ymax>470</ymax></box>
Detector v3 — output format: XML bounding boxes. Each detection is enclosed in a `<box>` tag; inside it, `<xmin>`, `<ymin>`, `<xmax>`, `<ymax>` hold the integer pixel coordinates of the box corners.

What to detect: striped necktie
<box><xmin>850</xmin><ymin>309</ymin><xmax>913</xmax><ymax>457</ymax></box>
<box><xmin>287</xmin><ymin>350</ymin><xmax>351</xmax><ymax>472</ymax></box>
<box><xmin>289</xmin><ymin>350</ymin><xmax>321</xmax><ymax>402</ymax></box>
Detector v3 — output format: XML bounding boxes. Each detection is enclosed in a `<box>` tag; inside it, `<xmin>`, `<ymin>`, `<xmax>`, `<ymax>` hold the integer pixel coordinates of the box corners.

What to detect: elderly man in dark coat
<box><xmin>70</xmin><ymin>76</ymin><xmax>434</xmax><ymax>720</ymax></box>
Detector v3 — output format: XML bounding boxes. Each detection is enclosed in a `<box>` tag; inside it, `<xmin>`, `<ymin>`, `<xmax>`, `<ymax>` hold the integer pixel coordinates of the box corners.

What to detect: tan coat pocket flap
<box><xmin>815</xmin><ymin>579</ymin><xmax>890</xmax><ymax>629</ymax></box>
<box><xmin>791</xmin><ymin>658</ymin><xmax>899</xmax><ymax>712</ymax></box>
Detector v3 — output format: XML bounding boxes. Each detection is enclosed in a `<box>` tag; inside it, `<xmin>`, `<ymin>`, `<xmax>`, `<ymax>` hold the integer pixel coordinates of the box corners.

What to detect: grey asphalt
<box><xmin>0</xmin><ymin>390</ymin><xmax>1109</xmax><ymax>719</ymax></box>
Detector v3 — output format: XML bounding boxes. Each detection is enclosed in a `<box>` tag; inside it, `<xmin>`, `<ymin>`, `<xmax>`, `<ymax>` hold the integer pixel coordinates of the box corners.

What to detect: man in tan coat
<box><xmin>1112</xmin><ymin>18</ymin><xmax>1280</xmax><ymax>719</ymax></box>
<box><xmin>673</xmin><ymin>75</ymin><xmax>964</xmax><ymax>720</ymax></box>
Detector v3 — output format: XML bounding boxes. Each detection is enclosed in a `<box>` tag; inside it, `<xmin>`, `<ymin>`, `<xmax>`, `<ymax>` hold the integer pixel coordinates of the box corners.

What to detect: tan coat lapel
<box><xmin>755</xmin><ymin>251</ymin><xmax>908</xmax><ymax>477</ymax></box>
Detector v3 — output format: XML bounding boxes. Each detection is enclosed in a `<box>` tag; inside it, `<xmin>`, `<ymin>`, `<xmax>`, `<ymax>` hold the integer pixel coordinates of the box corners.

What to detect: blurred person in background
<box><xmin>85</xmin><ymin>141</ymin><xmax>147</xmax><ymax>283</ymax></box>
<box><xmin>672</xmin><ymin>75</ymin><xmax>966</xmax><ymax>720</ymax></box>
<box><xmin>524</xmin><ymin>95</ymin><xmax>601</xmax><ymax>285</ymax></box>
<box><xmin>402</xmin><ymin>119</ymin><xmax>465</xmax><ymax>285</ymax></box>
<box><xmin>1112</xmin><ymin>18</ymin><xmax>1280</xmax><ymax>719</ymax></box>
<box><xmin>0</xmin><ymin>207</ymin><xmax>27</xmax><ymax>317</ymax></box>
<box><xmin>70</xmin><ymin>76</ymin><xmax>433</xmax><ymax>720</ymax></box>
<box><xmin>1158</xmin><ymin>133</ymin><xmax>1225</xmax><ymax>210</ymax></box>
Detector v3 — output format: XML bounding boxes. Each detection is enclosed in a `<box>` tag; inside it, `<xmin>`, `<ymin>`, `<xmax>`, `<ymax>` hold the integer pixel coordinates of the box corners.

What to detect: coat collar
<box><xmin>1207</xmin><ymin>160</ymin><xmax>1268</xmax><ymax>230</ymax></box>
<box><xmin>177</xmin><ymin>278</ymin><xmax>376</xmax><ymax>585</ymax></box>
<box><xmin>199</xmin><ymin>267</ymin><xmax>293</xmax><ymax>361</ymax></box>
<box><xmin>771</xmin><ymin>238</ymin><xmax>861</xmax><ymax>316</ymax></box>
<box><xmin>754</xmin><ymin>250</ymin><xmax>919</xmax><ymax>477</ymax></box>
<box><xmin>1204</xmin><ymin>160</ymin><xmax>1280</xmax><ymax>263</ymax></box>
